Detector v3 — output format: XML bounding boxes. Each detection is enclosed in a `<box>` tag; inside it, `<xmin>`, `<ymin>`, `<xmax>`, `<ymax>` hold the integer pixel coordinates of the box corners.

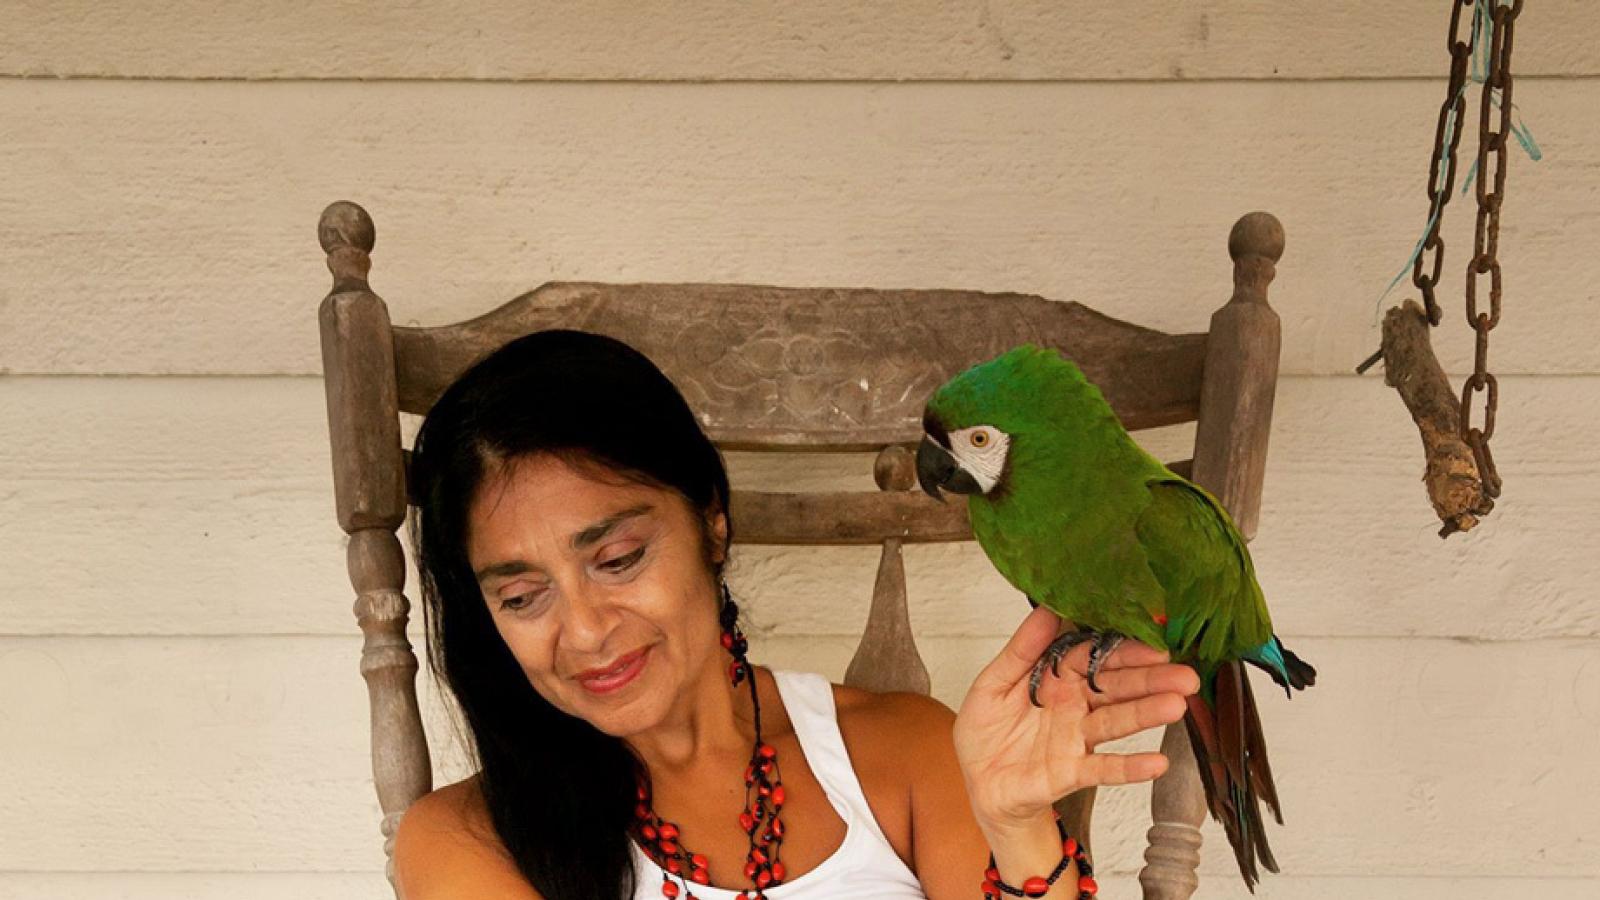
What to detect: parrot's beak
<box><xmin>916</xmin><ymin>435</ymin><xmax>982</xmax><ymax>502</ymax></box>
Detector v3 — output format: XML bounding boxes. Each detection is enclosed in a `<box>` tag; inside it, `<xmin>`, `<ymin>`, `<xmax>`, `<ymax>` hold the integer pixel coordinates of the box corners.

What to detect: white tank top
<box><xmin>629</xmin><ymin>669</ymin><xmax>929</xmax><ymax>899</ymax></box>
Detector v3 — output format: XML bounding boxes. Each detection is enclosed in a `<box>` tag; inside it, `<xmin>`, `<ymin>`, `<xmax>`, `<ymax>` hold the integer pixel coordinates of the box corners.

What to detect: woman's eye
<box><xmin>599</xmin><ymin>546</ymin><xmax>646</xmax><ymax>572</ymax></box>
<box><xmin>501</xmin><ymin>589</ymin><xmax>546</xmax><ymax>612</ymax></box>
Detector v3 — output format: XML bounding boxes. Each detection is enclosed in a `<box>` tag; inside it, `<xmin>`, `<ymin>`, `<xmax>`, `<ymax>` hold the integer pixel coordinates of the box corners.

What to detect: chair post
<box><xmin>843</xmin><ymin>445</ymin><xmax>932</xmax><ymax>695</ymax></box>
<box><xmin>317</xmin><ymin>201</ymin><xmax>433</xmax><ymax>890</ymax></box>
<box><xmin>1139</xmin><ymin>212</ymin><xmax>1284</xmax><ymax>900</ymax></box>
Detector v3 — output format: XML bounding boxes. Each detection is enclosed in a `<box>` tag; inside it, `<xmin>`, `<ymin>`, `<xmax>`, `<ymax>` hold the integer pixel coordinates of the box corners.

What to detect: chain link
<box><xmin>1462</xmin><ymin>0</ymin><xmax>1520</xmax><ymax>501</ymax></box>
<box><xmin>1412</xmin><ymin>0</ymin><xmax>1479</xmax><ymax>326</ymax></box>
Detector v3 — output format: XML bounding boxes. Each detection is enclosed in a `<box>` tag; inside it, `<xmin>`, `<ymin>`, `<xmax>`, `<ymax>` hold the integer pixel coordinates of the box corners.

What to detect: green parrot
<box><xmin>914</xmin><ymin>343</ymin><xmax>1314</xmax><ymax>890</ymax></box>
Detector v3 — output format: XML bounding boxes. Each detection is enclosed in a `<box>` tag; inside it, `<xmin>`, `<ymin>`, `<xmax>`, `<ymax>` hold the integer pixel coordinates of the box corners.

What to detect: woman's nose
<box><xmin>559</xmin><ymin>585</ymin><xmax>622</xmax><ymax>652</ymax></box>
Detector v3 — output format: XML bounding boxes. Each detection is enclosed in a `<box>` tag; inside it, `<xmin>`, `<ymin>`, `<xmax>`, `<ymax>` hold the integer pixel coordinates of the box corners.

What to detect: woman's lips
<box><xmin>575</xmin><ymin>646</ymin><xmax>650</xmax><ymax>695</ymax></box>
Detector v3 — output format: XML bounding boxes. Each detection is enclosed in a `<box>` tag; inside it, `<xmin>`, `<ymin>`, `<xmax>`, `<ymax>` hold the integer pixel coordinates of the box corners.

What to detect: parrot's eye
<box><xmin>970</xmin><ymin>431</ymin><xmax>989</xmax><ymax>448</ymax></box>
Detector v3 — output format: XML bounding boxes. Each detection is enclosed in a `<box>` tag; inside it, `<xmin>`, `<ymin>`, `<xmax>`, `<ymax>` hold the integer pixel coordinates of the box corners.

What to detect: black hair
<box><xmin>407</xmin><ymin>328</ymin><xmax>733</xmax><ymax>899</ymax></box>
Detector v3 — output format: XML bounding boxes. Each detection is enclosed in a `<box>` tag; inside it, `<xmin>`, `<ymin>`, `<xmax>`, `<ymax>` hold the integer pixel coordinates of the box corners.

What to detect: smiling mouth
<box><xmin>574</xmin><ymin>646</ymin><xmax>651</xmax><ymax>695</ymax></box>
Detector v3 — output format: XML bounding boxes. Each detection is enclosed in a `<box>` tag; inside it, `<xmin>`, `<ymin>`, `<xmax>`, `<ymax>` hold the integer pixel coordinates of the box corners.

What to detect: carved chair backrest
<box><xmin>316</xmin><ymin>201</ymin><xmax>1285</xmax><ymax>900</ymax></box>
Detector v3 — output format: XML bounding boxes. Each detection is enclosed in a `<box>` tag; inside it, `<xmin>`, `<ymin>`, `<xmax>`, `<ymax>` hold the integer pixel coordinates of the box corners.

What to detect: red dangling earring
<box><xmin>720</xmin><ymin>579</ymin><xmax>751</xmax><ymax>685</ymax></box>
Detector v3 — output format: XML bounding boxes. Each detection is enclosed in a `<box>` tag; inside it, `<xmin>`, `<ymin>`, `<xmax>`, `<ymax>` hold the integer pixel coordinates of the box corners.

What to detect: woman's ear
<box><xmin>707</xmin><ymin>507</ymin><xmax>729</xmax><ymax>564</ymax></box>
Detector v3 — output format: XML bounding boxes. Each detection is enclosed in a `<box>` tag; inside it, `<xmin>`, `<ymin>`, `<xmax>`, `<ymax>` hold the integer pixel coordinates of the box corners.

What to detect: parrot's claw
<box><xmin>1085</xmin><ymin>632</ymin><xmax>1126</xmax><ymax>694</ymax></box>
<box><xmin>1028</xmin><ymin>629</ymin><xmax>1097</xmax><ymax>708</ymax></box>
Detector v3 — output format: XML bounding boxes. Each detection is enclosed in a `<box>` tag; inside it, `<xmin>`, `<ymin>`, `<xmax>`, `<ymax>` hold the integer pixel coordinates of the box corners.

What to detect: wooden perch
<box><xmin>1377</xmin><ymin>300</ymin><xmax>1493</xmax><ymax>537</ymax></box>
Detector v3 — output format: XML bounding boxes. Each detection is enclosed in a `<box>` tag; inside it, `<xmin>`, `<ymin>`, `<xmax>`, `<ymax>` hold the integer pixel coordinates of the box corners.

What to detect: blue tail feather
<box><xmin>1244</xmin><ymin>636</ymin><xmax>1316</xmax><ymax>697</ymax></box>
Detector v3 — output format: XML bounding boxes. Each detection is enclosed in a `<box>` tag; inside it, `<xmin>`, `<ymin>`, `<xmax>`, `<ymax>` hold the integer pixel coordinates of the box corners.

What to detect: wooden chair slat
<box><xmin>843</xmin><ymin>538</ymin><xmax>932</xmax><ymax>696</ymax></box>
<box><xmin>732</xmin><ymin>489</ymin><xmax>970</xmax><ymax>544</ymax></box>
<box><xmin>400</xmin><ymin>459</ymin><xmax>1192</xmax><ymax>545</ymax></box>
<box><xmin>392</xmin><ymin>282</ymin><xmax>1207</xmax><ymax>443</ymax></box>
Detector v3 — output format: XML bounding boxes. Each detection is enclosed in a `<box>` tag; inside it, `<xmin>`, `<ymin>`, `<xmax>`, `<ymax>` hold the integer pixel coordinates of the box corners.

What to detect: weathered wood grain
<box><xmin>2</xmin><ymin>79</ymin><xmax>1595</xmax><ymax>377</ymax></box>
<box><xmin>393</xmin><ymin>282</ymin><xmax>1205</xmax><ymax>440</ymax></box>
<box><xmin>3</xmin><ymin>1</ymin><xmax>1595</xmax><ymax>81</ymax></box>
<box><xmin>317</xmin><ymin>202</ymin><xmax>438</xmax><ymax>890</ymax></box>
<box><xmin>3</xmin><ymin>375</ymin><xmax>1596</xmax><ymax>639</ymax></box>
<box><xmin>1379</xmin><ymin>299</ymin><xmax>1493</xmax><ymax>535</ymax></box>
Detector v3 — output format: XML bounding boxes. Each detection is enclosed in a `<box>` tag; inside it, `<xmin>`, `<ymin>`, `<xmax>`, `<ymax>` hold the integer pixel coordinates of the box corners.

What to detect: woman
<box><xmin>393</xmin><ymin>329</ymin><xmax>1198</xmax><ymax>899</ymax></box>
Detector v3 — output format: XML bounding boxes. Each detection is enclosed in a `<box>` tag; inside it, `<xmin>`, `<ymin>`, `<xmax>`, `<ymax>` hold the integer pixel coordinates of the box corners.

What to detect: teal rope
<box><xmin>1374</xmin><ymin>0</ymin><xmax>1541</xmax><ymax>323</ymax></box>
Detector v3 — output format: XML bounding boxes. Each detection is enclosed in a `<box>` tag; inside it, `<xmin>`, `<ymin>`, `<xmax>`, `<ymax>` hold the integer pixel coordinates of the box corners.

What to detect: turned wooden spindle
<box><xmin>317</xmin><ymin>201</ymin><xmax>433</xmax><ymax>892</ymax></box>
<box><xmin>1139</xmin><ymin>212</ymin><xmax>1284</xmax><ymax>900</ymax></box>
<box><xmin>843</xmin><ymin>445</ymin><xmax>932</xmax><ymax>695</ymax></box>
<box><xmin>1192</xmin><ymin>211</ymin><xmax>1283</xmax><ymax>542</ymax></box>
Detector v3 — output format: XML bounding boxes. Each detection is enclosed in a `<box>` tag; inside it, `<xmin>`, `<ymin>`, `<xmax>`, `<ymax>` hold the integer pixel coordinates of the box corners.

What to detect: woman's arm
<box><xmin>392</xmin><ymin>780</ymin><xmax>546</xmax><ymax>900</ymax></box>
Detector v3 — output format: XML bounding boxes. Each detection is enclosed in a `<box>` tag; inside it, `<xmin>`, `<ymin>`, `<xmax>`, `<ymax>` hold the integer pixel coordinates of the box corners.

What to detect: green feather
<box><xmin>930</xmin><ymin>345</ymin><xmax>1175</xmax><ymax>648</ymax></box>
<box><xmin>925</xmin><ymin>343</ymin><xmax>1316</xmax><ymax>890</ymax></box>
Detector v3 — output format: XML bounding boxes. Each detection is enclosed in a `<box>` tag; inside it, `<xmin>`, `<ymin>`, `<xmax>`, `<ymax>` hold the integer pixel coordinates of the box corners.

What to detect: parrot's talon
<box><xmin>1085</xmin><ymin>632</ymin><xmax>1126</xmax><ymax>694</ymax></box>
<box><xmin>1028</xmin><ymin>629</ymin><xmax>1097</xmax><ymax>707</ymax></box>
<box><xmin>1027</xmin><ymin>662</ymin><xmax>1048</xmax><ymax>709</ymax></box>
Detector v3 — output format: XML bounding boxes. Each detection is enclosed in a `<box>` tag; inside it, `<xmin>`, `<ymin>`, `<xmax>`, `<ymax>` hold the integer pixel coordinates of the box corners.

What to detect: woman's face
<box><xmin>465</xmin><ymin>453</ymin><xmax>728</xmax><ymax>737</ymax></box>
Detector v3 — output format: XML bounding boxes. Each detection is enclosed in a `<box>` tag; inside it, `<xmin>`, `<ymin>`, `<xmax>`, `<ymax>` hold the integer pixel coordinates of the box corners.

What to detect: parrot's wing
<box><xmin>1134</xmin><ymin>476</ymin><xmax>1273</xmax><ymax>664</ymax></box>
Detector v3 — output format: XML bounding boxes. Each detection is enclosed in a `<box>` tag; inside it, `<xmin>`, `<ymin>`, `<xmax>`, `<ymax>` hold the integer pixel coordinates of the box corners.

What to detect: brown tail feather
<box><xmin>1239</xmin><ymin>667</ymin><xmax>1283</xmax><ymax>825</ymax></box>
<box><xmin>1182</xmin><ymin>661</ymin><xmax>1283</xmax><ymax>892</ymax></box>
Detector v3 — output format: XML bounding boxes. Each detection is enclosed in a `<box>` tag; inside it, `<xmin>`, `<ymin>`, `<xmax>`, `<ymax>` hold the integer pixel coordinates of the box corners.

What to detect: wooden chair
<box><xmin>316</xmin><ymin>200</ymin><xmax>1286</xmax><ymax>900</ymax></box>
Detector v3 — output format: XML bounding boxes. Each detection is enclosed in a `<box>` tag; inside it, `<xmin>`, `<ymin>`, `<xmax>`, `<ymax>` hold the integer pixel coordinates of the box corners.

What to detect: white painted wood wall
<box><xmin>3</xmin><ymin>3</ymin><xmax>1597</xmax><ymax>897</ymax></box>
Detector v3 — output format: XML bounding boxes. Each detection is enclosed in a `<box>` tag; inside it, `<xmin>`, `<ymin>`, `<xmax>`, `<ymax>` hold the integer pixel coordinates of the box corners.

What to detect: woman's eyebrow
<box><xmin>570</xmin><ymin>503</ymin><xmax>654</xmax><ymax>550</ymax></box>
<box><xmin>474</xmin><ymin>504</ymin><xmax>655</xmax><ymax>585</ymax></box>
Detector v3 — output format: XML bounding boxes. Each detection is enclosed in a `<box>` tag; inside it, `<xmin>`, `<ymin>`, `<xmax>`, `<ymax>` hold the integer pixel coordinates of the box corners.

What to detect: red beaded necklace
<box><xmin>631</xmin><ymin>590</ymin><xmax>786</xmax><ymax>900</ymax></box>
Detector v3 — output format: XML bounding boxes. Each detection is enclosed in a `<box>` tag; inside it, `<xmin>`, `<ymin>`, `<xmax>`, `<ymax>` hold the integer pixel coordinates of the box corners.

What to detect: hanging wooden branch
<box><xmin>1376</xmin><ymin>300</ymin><xmax>1491</xmax><ymax>535</ymax></box>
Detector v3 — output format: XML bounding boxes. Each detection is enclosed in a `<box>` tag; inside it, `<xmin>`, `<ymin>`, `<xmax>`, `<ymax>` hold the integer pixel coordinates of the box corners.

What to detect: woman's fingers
<box><xmin>1065</xmin><ymin>750</ymin><xmax>1172</xmax><ymax>790</ymax></box>
<box><xmin>1097</xmin><ymin>639</ymin><xmax>1173</xmax><ymax>670</ymax></box>
<box><xmin>1079</xmin><ymin>692</ymin><xmax>1189</xmax><ymax>747</ymax></box>
<box><xmin>1080</xmin><ymin>663</ymin><xmax>1200</xmax><ymax>709</ymax></box>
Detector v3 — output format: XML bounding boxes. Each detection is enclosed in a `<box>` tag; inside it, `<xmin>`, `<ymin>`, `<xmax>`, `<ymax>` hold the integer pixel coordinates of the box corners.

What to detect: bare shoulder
<box><xmin>393</xmin><ymin>774</ymin><xmax>544</xmax><ymax>900</ymax></box>
<box><xmin>833</xmin><ymin>683</ymin><xmax>956</xmax><ymax>739</ymax></box>
<box><xmin>832</xmin><ymin>684</ymin><xmax>958</xmax><ymax>783</ymax></box>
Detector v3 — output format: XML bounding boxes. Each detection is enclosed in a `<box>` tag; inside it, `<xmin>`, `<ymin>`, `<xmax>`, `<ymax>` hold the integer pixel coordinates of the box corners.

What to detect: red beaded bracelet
<box><xmin>980</xmin><ymin>816</ymin><xmax>1097</xmax><ymax>899</ymax></box>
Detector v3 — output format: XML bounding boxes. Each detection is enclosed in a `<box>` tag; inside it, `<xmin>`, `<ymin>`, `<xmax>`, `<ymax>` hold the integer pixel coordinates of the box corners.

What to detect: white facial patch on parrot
<box><xmin>948</xmin><ymin>425</ymin><xmax>1010</xmax><ymax>493</ymax></box>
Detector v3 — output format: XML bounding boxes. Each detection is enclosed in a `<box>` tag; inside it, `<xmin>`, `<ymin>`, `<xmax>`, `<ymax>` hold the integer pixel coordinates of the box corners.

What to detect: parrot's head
<box><xmin>916</xmin><ymin>343</ymin><xmax>1099</xmax><ymax>503</ymax></box>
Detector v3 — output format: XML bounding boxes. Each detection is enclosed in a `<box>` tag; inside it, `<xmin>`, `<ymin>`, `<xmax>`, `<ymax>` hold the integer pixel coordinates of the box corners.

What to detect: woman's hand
<box><xmin>952</xmin><ymin>605</ymin><xmax>1201</xmax><ymax>834</ymax></box>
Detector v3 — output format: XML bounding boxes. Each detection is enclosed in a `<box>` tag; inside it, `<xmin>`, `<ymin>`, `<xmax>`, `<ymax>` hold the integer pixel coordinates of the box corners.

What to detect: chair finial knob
<box><xmin>319</xmin><ymin>201</ymin><xmax>375</xmax><ymax>255</ymax></box>
<box><xmin>319</xmin><ymin>201</ymin><xmax>376</xmax><ymax>292</ymax></box>
<box><xmin>874</xmin><ymin>445</ymin><xmax>918</xmax><ymax>492</ymax></box>
<box><xmin>1228</xmin><ymin>211</ymin><xmax>1284</xmax><ymax>264</ymax></box>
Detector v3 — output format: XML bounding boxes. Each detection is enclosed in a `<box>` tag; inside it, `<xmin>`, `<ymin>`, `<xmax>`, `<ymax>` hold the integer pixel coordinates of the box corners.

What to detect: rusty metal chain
<box><xmin>1461</xmin><ymin>0</ymin><xmax>1520</xmax><ymax>503</ymax></box>
<box><xmin>1409</xmin><ymin>0</ymin><xmax>1480</xmax><ymax>327</ymax></box>
<box><xmin>1362</xmin><ymin>0</ymin><xmax>1519</xmax><ymax>524</ymax></box>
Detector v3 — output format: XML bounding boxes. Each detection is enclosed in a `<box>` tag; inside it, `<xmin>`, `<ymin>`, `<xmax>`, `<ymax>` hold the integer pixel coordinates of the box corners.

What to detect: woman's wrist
<box><xmin>978</xmin><ymin>811</ymin><xmax>1083</xmax><ymax>899</ymax></box>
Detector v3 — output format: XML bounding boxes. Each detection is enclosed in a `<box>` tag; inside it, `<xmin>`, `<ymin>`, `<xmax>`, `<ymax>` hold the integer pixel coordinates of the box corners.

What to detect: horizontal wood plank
<box><xmin>3</xmin><ymin>1</ymin><xmax>1596</xmax><ymax>81</ymax></box>
<box><xmin>1</xmin><ymin>634</ymin><xmax>1595</xmax><ymax>876</ymax></box>
<box><xmin>3</xmin><ymin>375</ymin><xmax>1596</xmax><ymax>639</ymax></box>
<box><xmin>390</xmin><ymin>281</ymin><xmax>1206</xmax><ymax>439</ymax></box>
<box><xmin>2</xmin><ymin>79</ymin><xmax>1596</xmax><ymax>377</ymax></box>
